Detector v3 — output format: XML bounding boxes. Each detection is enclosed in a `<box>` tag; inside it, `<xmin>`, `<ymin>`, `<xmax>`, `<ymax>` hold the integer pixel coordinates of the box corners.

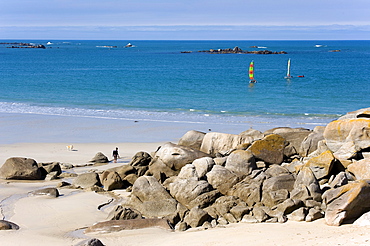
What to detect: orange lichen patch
<box><xmin>304</xmin><ymin>150</ymin><xmax>335</xmax><ymax>179</ymax></box>
<box><xmin>324</xmin><ymin>180</ymin><xmax>370</xmax><ymax>204</ymax></box>
<box><xmin>324</xmin><ymin>119</ymin><xmax>370</xmax><ymax>141</ymax></box>
<box><xmin>305</xmin><ymin>150</ymin><xmax>335</xmax><ymax>167</ymax></box>
<box><xmin>338</xmin><ymin>180</ymin><xmax>370</xmax><ymax>204</ymax></box>
<box><xmin>249</xmin><ymin>134</ymin><xmax>286</xmax><ymax>155</ymax></box>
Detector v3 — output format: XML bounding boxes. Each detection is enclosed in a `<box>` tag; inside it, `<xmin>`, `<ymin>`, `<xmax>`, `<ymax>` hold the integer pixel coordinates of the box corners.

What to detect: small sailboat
<box><xmin>284</xmin><ymin>58</ymin><xmax>292</xmax><ymax>79</ymax></box>
<box><xmin>249</xmin><ymin>60</ymin><xmax>257</xmax><ymax>83</ymax></box>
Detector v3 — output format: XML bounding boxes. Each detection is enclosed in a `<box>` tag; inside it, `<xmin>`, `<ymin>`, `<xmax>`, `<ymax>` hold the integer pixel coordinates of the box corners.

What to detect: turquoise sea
<box><xmin>1</xmin><ymin>40</ymin><xmax>369</xmax><ymax>130</ymax></box>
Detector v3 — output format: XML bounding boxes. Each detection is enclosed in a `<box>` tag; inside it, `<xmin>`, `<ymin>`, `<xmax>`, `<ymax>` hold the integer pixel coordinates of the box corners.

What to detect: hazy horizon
<box><xmin>1</xmin><ymin>0</ymin><xmax>369</xmax><ymax>40</ymax></box>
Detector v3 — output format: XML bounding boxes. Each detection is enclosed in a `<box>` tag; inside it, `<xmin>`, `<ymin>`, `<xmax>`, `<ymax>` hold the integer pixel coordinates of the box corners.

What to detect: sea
<box><xmin>1</xmin><ymin>40</ymin><xmax>370</xmax><ymax>134</ymax></box>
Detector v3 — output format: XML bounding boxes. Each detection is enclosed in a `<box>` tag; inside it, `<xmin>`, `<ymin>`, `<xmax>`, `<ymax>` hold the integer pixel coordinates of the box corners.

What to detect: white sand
<box><xmin>0</xmin><ymin>142</ymin><xmax>370</xmax><ymax>246</ymax></box>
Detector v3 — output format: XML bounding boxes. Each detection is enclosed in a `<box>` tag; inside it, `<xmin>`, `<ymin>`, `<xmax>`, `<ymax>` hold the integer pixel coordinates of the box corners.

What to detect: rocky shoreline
<box><xmin>1</xmin><ymin>107</ymin><xmax>370</xmax><ymax>244</ymax></box>
<box><xmin>181</xmin><ymin>46</ymin><xmax>287</xmax><ymax>54</ymax></box>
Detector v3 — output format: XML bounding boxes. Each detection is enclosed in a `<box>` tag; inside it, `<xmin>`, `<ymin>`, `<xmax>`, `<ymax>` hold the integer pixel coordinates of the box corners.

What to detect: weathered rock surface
<box><xmin>206</xmin><ymin>165</ymin><xmax>241</xmax><ymax>195</ymax></box>
<box><xmin>248</xmin><ymin>134</ymin><xmax>287</xmax><ymax>164</ymax></box>
<box><xmin>200</xmin><ymin>132</ymin><xmax>257</xmax><ymax>156</ymax></box>
<box><xmin>30</xmin><ymin>187</ymin><xmax>60</xmax><ymax>198</ymax></box>
<box><xmin>90</xmin><ymin>152</ymin><xmax>109</xmax><ymax>163</ymax></box>
<box><xmin>178</xmin><ymin>130</ymin><xmax>206</xmax><ymax>150</ymax></box>
<box><xmin>265</xmin><ymin>127</ymin><xmax>312</xmax><ymax>158</ymax></box>
<box><xmin>73</xmin><ymin>172</ymin><xmax>101</xmax><ymax>188</ymax></box>
<box><xmin>347</xmin><ymin>158</ymin><xmax>370</xmax><ymax>180</ymax></box>
<box><xmin>125</xmin><ymin>176</ymin><xmax>178</xmax><ymax>217</ymax></box>
<box><xmin>84</xmin><ymin>218</ymin><xmax>173</xmax><ymax>233</ymax></box>
<box><xmin>192</xmin><ymin>157</ymin><xmax>214</xmax><ymax>180</ymax></box>
<box><xmin>0</xmin><ymin>220</ymin><xmax>20</xmax><ymax>230</ymax></box>
<box><xmin>324</xmin><ymin>108</ymin><xmax>370</xmax><ymax>159</ymax></box>
<box><xmin>183</xmin><ymin>207</ymin><xmax>211</xmax><ymax>228</ymax></box>
<box><xmin>151</xmin><ymin>142</ymin><xmax>210</xmax><ymax>171</ymax></box>
<box><xmin>0</xmin><ymin>157</ymin><xmax>43</xmax><ymax>180</ymax></box>
<box><xmin>38</xmin><ymin>162</ymin><xmax>62</xmax><ymax>176</ymax></box>
<box><xmin>323</xmin><ymin>179</ymin><xmax>370</xmax><ymax>226</ymax></box>
<box><xmin>100</xmin><ymin>171</ymin><xmax>124</xmax><ymax>191</ymax></box>
<box><xmin>299</xmin><ymin>126</ymin><xmax>325</xmax><ymax>157</ymax></box>
<box><xmin>225</xmin><ymin>150</ymin><xmax>256</xmax><ymax>176</ymax></box>
<box><xmin>169</xmin><ymin>178</ymin><xmax>213</xmax><ymax>209</ymax></box>
<box><xmin>107</xmin><ymin>205</ymin><xmax>142</xmax><ymax>220</ymax></box>
<box><xmin>303</xmin><ymin>150</ymin><xmax>335</xmax><ymax>181</ymax></box>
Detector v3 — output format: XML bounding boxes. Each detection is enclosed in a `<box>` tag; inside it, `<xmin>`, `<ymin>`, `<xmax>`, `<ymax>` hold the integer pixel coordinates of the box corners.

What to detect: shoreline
<box><xmin>0</xmin><ymin>112</ymin><xmax>331</xmax><ymax>145</ymax></box>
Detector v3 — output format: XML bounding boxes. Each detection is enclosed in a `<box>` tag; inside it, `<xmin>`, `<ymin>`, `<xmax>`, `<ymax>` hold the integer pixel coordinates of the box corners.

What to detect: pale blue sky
<box><xmin>1</xmin><ymin>0</ymin><xmax>369</xmax><ymax>40</ymax></box>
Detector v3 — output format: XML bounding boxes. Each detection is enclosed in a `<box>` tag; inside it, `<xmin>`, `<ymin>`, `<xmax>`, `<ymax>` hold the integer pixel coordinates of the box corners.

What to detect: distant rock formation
<box><xmin>1</xmin><ymin>42</ymin><xmax>46</xmax><ymax>49</ymax></box>
<box><xmin>182</xmin><ymin>46</ymin><xmax>287</xmax><ymax>54</ymax></box>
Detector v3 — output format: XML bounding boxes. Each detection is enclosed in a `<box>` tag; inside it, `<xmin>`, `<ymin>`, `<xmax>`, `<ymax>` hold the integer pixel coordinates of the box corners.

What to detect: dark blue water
<box><xmin>1</xmin><ymin>40</ymin><xmax>369</xmax><ymax>128</ymax></box>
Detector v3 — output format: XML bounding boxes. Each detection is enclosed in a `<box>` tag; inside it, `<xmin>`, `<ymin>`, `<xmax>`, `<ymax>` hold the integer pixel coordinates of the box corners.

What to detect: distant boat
<box><xmin>125</xmin><ymin>43</ymin><xmax>134</xmax><ymax>48</ymax></box>
<box><xmin>249</xmin><ymin>61</ymin><xmax>257</xmax><ymax>83</ymax></box>
<box><xmin>46</xmin><ymin>42</ymin><xmax>53</xmax><ymax>45</ymax></box>
<box><xmin>284</xmin><ymin>58</ymin><xmax>292</xmax><ymax>79</ymax></box>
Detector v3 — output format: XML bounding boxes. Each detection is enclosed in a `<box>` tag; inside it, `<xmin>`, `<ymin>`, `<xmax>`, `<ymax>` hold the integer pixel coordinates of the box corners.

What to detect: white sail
<box><xmin>285</xmin><ymin>59</ymin><xmax>292</xmax><ymax>79</ymax></box>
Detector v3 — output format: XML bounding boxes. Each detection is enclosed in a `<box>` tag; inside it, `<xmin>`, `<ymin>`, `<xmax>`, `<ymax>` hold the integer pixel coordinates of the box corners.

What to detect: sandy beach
<box><xmin>1</xmin><ymin>113</ymin><xmax>369</xmax><ymax>245</ymax></box>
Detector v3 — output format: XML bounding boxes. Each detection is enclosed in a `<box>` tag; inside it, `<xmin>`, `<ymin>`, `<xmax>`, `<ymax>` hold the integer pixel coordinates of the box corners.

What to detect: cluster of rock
<box><xmin>1</xmin><ymin>42</ymin><xmax>46</xmax><ymax>49</ymax></box>
<box><xmin>2</xmin><ymin>107</ymin><xmax>370</xmax><ymax>233</ymax></box>
<box><xmin>182</xmin><ymin>46</ymin><xmax>287</xmax><ymax>55</ymax></box>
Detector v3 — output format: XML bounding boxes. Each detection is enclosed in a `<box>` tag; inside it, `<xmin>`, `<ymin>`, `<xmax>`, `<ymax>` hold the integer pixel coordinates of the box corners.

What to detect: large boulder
<box><xmin>169</xmin><ymin>178</ymin><xmax>213</xmax><ymax>209</ymax></box>
<box><xmin>302</xmin><ymin>150</ymin><xmax>335</xmax><ymax>181</ymax></box>
<box><xmin>0</xmin><ymin>157</ymin><xmax>43</xmax><ymax>180</ymax></box>
<box><xmin>347</xmin><ymin>158</ymin><xmax>370</xmax><ymax>180</ymax></box>
<box><xmin>206</xmin><ymin>165</ymin><xmax>241</xmax><ymax>195</ymax></box>
<box><xmin>299</xmin><ymin>126</ymin><xmax>325</xmax><ymax>157</ymax></box>
<box><xmin>200</xmin><ymin>132</ymin><xmax>258</xmax><ymax>156</ymax></box>
<box><xmin>323</xmin><ymin>179</ymin><xmax>370</xmax><ymax>226</ymax></box>
<box><xmin>265</xmin><ymin>127</ymin><xmax>312</xmax><ymax>158</ymax></box>
<box><xmin>248</xmin><ymin>134</ymin><xmax>287</xmax><ymax>165</ymax></box>
<box><xmin>73</xmin><ymin>172</ymin><xmax>101</xmax><ymax>188</ymax></box>
<box><xmin>100</xmin><ymin>171</ymin><xmax>124</xmax><ymax>191</ymax></box>
<box><xmin>145</xmin><ymin>157</ymin><xmax>178</xmax><ymax>182</ymax></box>
<box><xmin>90</xmin><ymin>152</ymin><xmax>109</xmax><ymax>163</ymax></box>
<box><xmin>261</xmin><ymin>174</ymin><xmax>296</xmax><ymax>207</ymax></box>
<box><xmin>38</xmin><ymin>162</ymin><xmax>62</xmax><ymax>176</ymax></box>
<box><xmin>177</xmin><ymin>164</ymin><xmax>199</xmax><ymax>180</ymax></box>
<box><xmin>129</xmin><ymin>151</ymin><xmax>152</xmax><ymax>175</ymax></box>
<box><xmin>225</xmin><ymin>150</ymin><xmax>257</xmax><ymax>176</ymax></box>
<box><xmin>178</xmin><ymin>130</ymin><xmax>206</xmax><ymax>150</ymax></box>
<box><xmin>292</xmin><ymin>166</ymin><xmax>322</xmax><ymax>202</ymax></box>
<box><xmin>152</xmin><ymin>142</ymin><xmax>210</xmax><ymax>171</ymax></box>
<box><xmin>192</xmin><ymin>157</ymin><xmax>215</xmax><ymax>180</ymax></box>
<box><xmin>125</xmin><ymin>176</ymin><xmax>178</xmax><ymax>218</ymax></box>
<box><xmin>183</xmin><ymin>207</ymin><xmax>211</xmax><ymax>228</ymax></box>
<box><xmin>323</xmin><ymin>108</ymin><xmax>370</xmax><ymax>160</ymax></box>
<box><xmin>229</xmin><ymin>175</ymin><xmax>264</xmax><ymax>206</ymax></box>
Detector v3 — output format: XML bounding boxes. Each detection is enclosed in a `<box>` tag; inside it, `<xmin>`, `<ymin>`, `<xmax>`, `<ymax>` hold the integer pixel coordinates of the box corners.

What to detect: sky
<box><xmin>1</xmin><ymin>0</ymin><xmax>369</xmax><ymax>40</ymax></box>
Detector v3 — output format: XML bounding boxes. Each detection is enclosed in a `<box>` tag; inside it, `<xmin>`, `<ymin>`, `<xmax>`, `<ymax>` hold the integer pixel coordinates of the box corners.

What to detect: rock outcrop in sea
<box><xmin>2</xmin><ymin>107</ymin><xmax>370</xmax><ymax>233</ymax></box>
<box><xmin>181</xmin><ymin>46</ymin><xmax>287</xmax><ymax>54</ymax></box>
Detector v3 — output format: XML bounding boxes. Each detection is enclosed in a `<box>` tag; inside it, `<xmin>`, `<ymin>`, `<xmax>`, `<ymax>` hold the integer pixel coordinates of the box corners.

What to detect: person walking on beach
<box><xmin>112</xmin><ymin>147</ymin><xmax>120</xmax><ymax>163</ymax></box>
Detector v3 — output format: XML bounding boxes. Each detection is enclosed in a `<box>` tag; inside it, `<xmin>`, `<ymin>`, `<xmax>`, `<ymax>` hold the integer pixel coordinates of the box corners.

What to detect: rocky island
<box><xmin>181</xmin><ymin>46</ymin><xmax>287</xmax><ymax>54</ymax></box>
<box><xmin>1</xmin><ymin>42</ymin><xmax>46</xmax><ymax>49</ymax></box>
